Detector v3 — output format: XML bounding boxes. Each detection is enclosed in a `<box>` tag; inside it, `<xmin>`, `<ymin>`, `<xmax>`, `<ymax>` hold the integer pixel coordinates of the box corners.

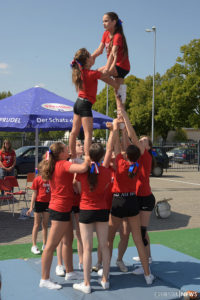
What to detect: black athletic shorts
<box><xmin>49</xmin><ymin>208</ymin><xmax>71</xmax><ymax>222</ymax></box>
<box><xmin>79</xmin><ymin>209</ymin><xmax>109</xmax><ymax>224</ymax></box>
<box><xmin>73</xmin><ymin>98</ymin><xmax>93</xmax><ymax>117</ymax></box>
<box><xmin>71</xmin><ymin>205</ymin><xmax>80</xmax><ymax>214</ymax></box>
<box><xmin>115</xmin><ymin>65</ymin><xmax>129</xmax><ymax>79</ymax></box>
<box><xmin>137</xmin><ymin>194</ymin><xmax>155</xmax><ymax>212</ymax></box>
<box><xmin>111</xmin><ymin>193</ymin><xmax>139</xmax><ymax>218</ymax></box>
<box><xmin>34</xmin><ymin>201</ymin><xmax>49</xmax><ymax>213</ymax></box>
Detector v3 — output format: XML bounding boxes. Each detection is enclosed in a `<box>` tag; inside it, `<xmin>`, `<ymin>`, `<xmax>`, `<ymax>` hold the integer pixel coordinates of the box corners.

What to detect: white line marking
<box><xmin>154</xmin><ymin>178</ymin><xmax>200</xmax><ymax>186</ymax></box>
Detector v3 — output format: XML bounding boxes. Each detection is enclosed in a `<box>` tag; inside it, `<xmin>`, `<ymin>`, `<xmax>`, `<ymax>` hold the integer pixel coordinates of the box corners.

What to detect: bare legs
<box><xmin>41</xmin><ymin>219</ymin><xmax>73</xmax><ymax>280</ymax></box>
<box><xmin>80</xmin><ymin>222</ymin><xmax>110</xmax><ymax>286</ymax></box>
<box><xmin>32</xmin><ymin>212</ymin><xmax>49</xmax><ymax>247</ymax></box>
<box><xmin>127</xmin><ymin>215</ymin><xmax>150</xmax><ymax>275</ymax></box>
<box><xmin>69</xmin><ymin>114</ymin><xmax>93</xmax><ymax>159</ymax></box>
<box><xmin>117</xmin><ymin>219</ymin><xmax>130</xmax><ymax>261</ymax></box>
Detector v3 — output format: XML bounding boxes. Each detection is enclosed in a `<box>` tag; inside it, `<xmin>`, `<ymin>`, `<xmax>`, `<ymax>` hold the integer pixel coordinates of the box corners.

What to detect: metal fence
<box><xmin>1</xmin><ymin>136</ymin><xmax>199</xmax><ymax>171</ymax></box>
<box><xmin>156</xmin><ymin>141</ymin><xmax>200</xmax><ymax>171</ymax></box>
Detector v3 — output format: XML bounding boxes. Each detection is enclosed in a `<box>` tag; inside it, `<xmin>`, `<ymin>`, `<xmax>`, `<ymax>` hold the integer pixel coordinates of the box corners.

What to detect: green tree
<box><xmin>0</xmin><ymin>91</ymin><xmax>12</xmax><ymax>100</ymax></box>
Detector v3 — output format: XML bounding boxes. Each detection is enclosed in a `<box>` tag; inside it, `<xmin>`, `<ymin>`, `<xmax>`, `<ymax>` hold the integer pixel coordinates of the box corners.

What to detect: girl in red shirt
<box><xmin>108</xmin><ymin>103</ymin><xmax>155</xmax><ymax>285</ymax></box>
<box><xmin>73</xmin><ymin>131</ymin><xmax>116</xmax><ymax>294</ymax></box>
<box><xmin>69</xmin><ymin>48</ymin><xmax>119</xmax><ymax>159</ymax></box>
<box><xmin>39</xmin><ymin>142</ymin><xmax>89</xmax><ymax>290</ymax></box>
<box><xmin>92</xmin><ymin>12</ymin><xmax>130</xmax><ymax>104</ymax></box>
<box><xmin>132</xmin><ymin>136</ymin><xmax>156</xmax><ymax>274</ymax></box>
<box><xmin>26</xmin><ymin>170</ymin><xmax>50</xmax><ymax>255</ymax></box>
<box><xmin>0</xmin><ymin>139</ymin><xmax>16</xmax><ymax>179</ymax></box>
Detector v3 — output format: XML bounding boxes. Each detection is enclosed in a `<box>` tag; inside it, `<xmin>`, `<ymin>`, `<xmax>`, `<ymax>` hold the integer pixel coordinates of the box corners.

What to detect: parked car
<box><xmin>14</xmin><ymin>146</ymin><xmax>49</xmax><ymax>176</ymax></box>
<box><xmin>173</xmin><ymin>148</ymin><xmax>197</xmax><ymax>164</ymax></box>
<box><xmin>166</xmin><ymin>147</ymin><xmax>181</xmax><ymax>160</ymax></box>
<box><xmin>151</xmin><ymin>147</ymin><xmax>170</xmax><ymax>177</ymax></box>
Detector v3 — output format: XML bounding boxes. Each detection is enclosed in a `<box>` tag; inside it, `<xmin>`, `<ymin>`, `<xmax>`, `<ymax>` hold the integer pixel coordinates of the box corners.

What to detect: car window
<box><xmin>23</xmin><ymin>149</ymin><xmax>35</xmax><ymax>158</ymax></box>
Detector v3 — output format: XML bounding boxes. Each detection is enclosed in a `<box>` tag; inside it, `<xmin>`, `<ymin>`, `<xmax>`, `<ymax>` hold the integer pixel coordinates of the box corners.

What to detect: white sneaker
<box><xmin>39</xmin><ymin>279</ymin><xmax>62</xmax><ymax>290</ymax></box>
<box><xmin>92</xmin><ymin>263</ymin><xmax>102</xmax><ymax>272</ymax></box>
<box><xmin>117</xmin><ymin>84</ymin><xmax>127</xmax><ymax>103</ymax></box>
<box><xmin>132</xmin><ymin>256</ymin><xmax>152</xmax><ymax>264</ymax></box>
<box><xmin>132</xmin><ymin>266</ymin><xmax>144</xmax><ymax>275</ymax></box>
<box><xmin>73</xmin><ymin>282</ymin><xmax>91</xmax><ymax>294</ymax></box>
<box><xmin>65</xmin><ymin>271</ymin><xmax>84</xmax><ymax>281</ymax></box>
<box><xmin>56</xmin><ymin>265</ymin><xmax>65</xmax><ymax>277</ymax></box>
<box><xmin>42</xmin><ymin>244</ymin><xmax>45</xmax><ymax>251</ymax></box>
<box><xmin>144</xmin><ymin>274</ymin><xmax>155</xmax><ymax>285</ymax></box>
<box><xmin>97</xmin><ymin>268</ymin><xmax>103</xmax><ymax>277</ymax></box>
<box><xmin>31</xmin><ymin>245</ymin><xmax>41</xmax><ymax>255</ymax></box>
<box><xmin>116</xmin><ymin>260</ymin><xmax>128</xmax><ymax>272</ymax></box>
<box><xmin>98</xmin><ymin>278</ymin><xmax>110</xmax><ymax>289</ymax></box>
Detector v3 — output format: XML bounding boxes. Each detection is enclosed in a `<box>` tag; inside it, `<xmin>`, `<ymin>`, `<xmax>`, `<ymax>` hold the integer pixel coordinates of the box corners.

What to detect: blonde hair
<box><xmin>1</xmin><ymin>139</ymin><xmax>12</xmax><ymax>153</ymax></box>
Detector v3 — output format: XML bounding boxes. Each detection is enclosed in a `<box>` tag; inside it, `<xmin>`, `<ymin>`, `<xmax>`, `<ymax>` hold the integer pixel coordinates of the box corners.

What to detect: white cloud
<box><xmin>0</xmin><ymin>63</ymin><xmax>9</xmax><ymax>70</ymax></box>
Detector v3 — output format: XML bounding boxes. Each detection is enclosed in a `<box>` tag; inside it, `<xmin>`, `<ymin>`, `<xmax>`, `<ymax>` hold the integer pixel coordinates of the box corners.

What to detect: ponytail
<box><xmin>87</xmin><ymin>143</ymin><xmax>105</xmax><ymax>191</ymax></box>
<box><xmin>40</xmin><ymin>142</ymin><xmax>65</xmax><ymax>180</ymax></box>
<box><xmin>71</xmin><ymin>48</ymin><xmax>90</xmax><ymax>92</ymax></box>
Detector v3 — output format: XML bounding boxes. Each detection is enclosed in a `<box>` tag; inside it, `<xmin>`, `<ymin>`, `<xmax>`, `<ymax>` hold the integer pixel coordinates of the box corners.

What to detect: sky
<box><xmin>1</xmin><ymin>0</ymin><xmax>200</xmax><ymax>102</ymax></box>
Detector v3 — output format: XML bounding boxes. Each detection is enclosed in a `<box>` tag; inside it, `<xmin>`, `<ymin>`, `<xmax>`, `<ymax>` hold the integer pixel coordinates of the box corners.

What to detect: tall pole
<box><xmin>152</xmin><ymin>26</ymin><xmax>156</xmax><ymax>144</ymax></box>
<box><xmin>145</xmin><ymin>26</ymin><xmax>156</xmax><ymax>144</ymax></box>
<box><xmin>106</xmin><ymin>84</ymin><xmax>109</xmax><ymax>141</ymax></box>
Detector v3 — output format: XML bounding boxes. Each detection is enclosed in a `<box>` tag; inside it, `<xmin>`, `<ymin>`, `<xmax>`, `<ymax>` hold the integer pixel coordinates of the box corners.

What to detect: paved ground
<box><xmin>0</xmin><ymin>169</ymin><xmax>199</xmax><ymax>245</ymax></box>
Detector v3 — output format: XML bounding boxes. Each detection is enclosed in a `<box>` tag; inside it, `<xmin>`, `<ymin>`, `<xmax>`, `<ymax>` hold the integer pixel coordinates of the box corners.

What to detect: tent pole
<box><xmin>35</xmin><ymin>128</ymin><xmax>39</xmax><ymax>172</ymax></box>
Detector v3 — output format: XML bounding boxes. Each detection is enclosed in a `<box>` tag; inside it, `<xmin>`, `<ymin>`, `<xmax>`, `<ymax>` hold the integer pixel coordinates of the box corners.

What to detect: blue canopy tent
<box><xmin>0</xmin><ymin>87</ymin><xmax>112</xmax><ymax>168</ymax></box>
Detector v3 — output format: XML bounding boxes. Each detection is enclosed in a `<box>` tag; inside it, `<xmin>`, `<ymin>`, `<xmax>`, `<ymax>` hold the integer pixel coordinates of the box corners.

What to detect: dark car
<box><xmin>174</xmin><ymin>148</ymin><xmax>197</xmax><ymax>164</ymax></box>
<box><xmin>151</xmin><ymin>146</ymin><xmax>170</xmax><ymax>177</ymax></box>
<box><xmin>14</xmin><ymin>146</ymin><xmax>49</xmax><ymax>176</ymax></box>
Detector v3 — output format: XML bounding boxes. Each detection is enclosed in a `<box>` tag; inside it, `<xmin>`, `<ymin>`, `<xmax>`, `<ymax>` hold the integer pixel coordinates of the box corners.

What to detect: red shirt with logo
<box><xmin>112</xmin><ymin>153</ymin><xmax>140</xmax><ymax>193</ymax></box>
<box><xmin>31</xmin><ymin>175</ymin><xmax>50</xmax><ymax>203</ymax></box>
<box><xmin>101</xmin><ymin>31</ymin><xmax>130</xmax><ymax>71</ymax></box>
<box><xmin>0</xmin><ymin>150</ymin><xmax>16</xmax><ymax>168</ymax></box>
<box><xmin>76</xmin><ymin>166</ymin><xmax>112</xmax><ymax>210</ymax></box>
<box><xmin>78</xmin><ymin>69</ymin><xmax>102</xmax><ymax>104</ymax></box>
<box><xmin>136</xmin><ymin>150</ymin><xmax>152</xmax><ymax>196</ymax></box>
<box><xmin>49</xmin><ymin>160</ymin><xmax>74</xmax><ymax>212</ymax></box>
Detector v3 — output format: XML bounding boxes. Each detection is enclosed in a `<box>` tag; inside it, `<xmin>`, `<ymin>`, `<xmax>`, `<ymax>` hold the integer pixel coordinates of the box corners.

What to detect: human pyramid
<box><xmin>27</xmin><ymin>12</ymin><xmax>156</xmax><ymax>293</ymax></box>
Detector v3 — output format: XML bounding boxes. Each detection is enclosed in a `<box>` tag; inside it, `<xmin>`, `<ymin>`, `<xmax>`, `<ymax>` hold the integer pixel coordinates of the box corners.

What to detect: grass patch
<box><xmin>0</xmin><ymin>227</ymin><xmax>199</xmax><ymax>261</ymax></box>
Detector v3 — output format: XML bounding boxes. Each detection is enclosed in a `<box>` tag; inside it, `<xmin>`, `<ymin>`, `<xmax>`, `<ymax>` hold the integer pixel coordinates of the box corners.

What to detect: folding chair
<box><xmin>0</xmin><ymin>179</ymin><xmax>15</xmax><ymax>216</ymax></box>
<box><xmin>25</xmin><ymin>172</ymin><xmax>35</xmax><ymax>201</ymax></box>
<box><xmin>4</xmin><ymin>176</ymin><xmax>28</xmax><ymax>208</ymax></box>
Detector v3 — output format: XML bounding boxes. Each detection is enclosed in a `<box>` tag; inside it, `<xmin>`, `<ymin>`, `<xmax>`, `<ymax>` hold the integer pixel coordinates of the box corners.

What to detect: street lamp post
<box><xmin>145</xmin><ymin>26</ymin><xmax>156</xmax><ymax>144</ymax></box>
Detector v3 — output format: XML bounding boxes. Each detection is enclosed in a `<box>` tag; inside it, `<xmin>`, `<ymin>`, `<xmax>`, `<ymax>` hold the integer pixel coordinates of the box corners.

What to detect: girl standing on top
<box><xmin>39</xmin><ymin>142</ymin><xmax>89</xmax><ymax>290</ymax></box>
<box><xmin>92</xmin><ymin>12</ymin><xmax>130</xmax><ymax>104</ymax></box>
<box><xmin>26</xmin><ymin>164</ymin><xmax>50</xmax><ymax>255</ymax></box>
<box><xmin>132</xmin><ymin>136</ymin><xmax>156</xmax><ymax>274</ymax></box>
<box><xmin>69</xmin><ymin>48</ymin><xmax>119</xmax><ymax>159</ymax></box>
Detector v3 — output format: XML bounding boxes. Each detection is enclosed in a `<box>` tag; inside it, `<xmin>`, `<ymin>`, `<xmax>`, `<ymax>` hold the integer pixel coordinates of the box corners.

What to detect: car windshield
<box><xmin>15</xmin><ymin>146</ymin><xmax>31</xmax><ymax>157</ymax></box>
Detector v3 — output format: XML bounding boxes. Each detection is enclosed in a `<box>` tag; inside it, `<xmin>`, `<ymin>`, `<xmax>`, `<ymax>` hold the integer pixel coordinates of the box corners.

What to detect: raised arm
<box><xmin>103</xmin><ymin>120</ymin><xmax>118</xmax><ymax>168</ymax></box>
<box><xmin>117</xmin><ymin>100</ymin><xmax>145</xmax><ymax>155</ymax></box>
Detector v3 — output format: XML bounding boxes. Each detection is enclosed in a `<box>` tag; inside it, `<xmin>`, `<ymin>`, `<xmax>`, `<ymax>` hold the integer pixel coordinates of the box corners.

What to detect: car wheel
<box><xmin>152</xmin><ymin>165</ymin><xmax>163</xmax><ymax>177</ymax></box>
<box><xmin>14</xmin><ymin>168</ymin><xmax>18</xmax><ymax>177</ymax></box>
